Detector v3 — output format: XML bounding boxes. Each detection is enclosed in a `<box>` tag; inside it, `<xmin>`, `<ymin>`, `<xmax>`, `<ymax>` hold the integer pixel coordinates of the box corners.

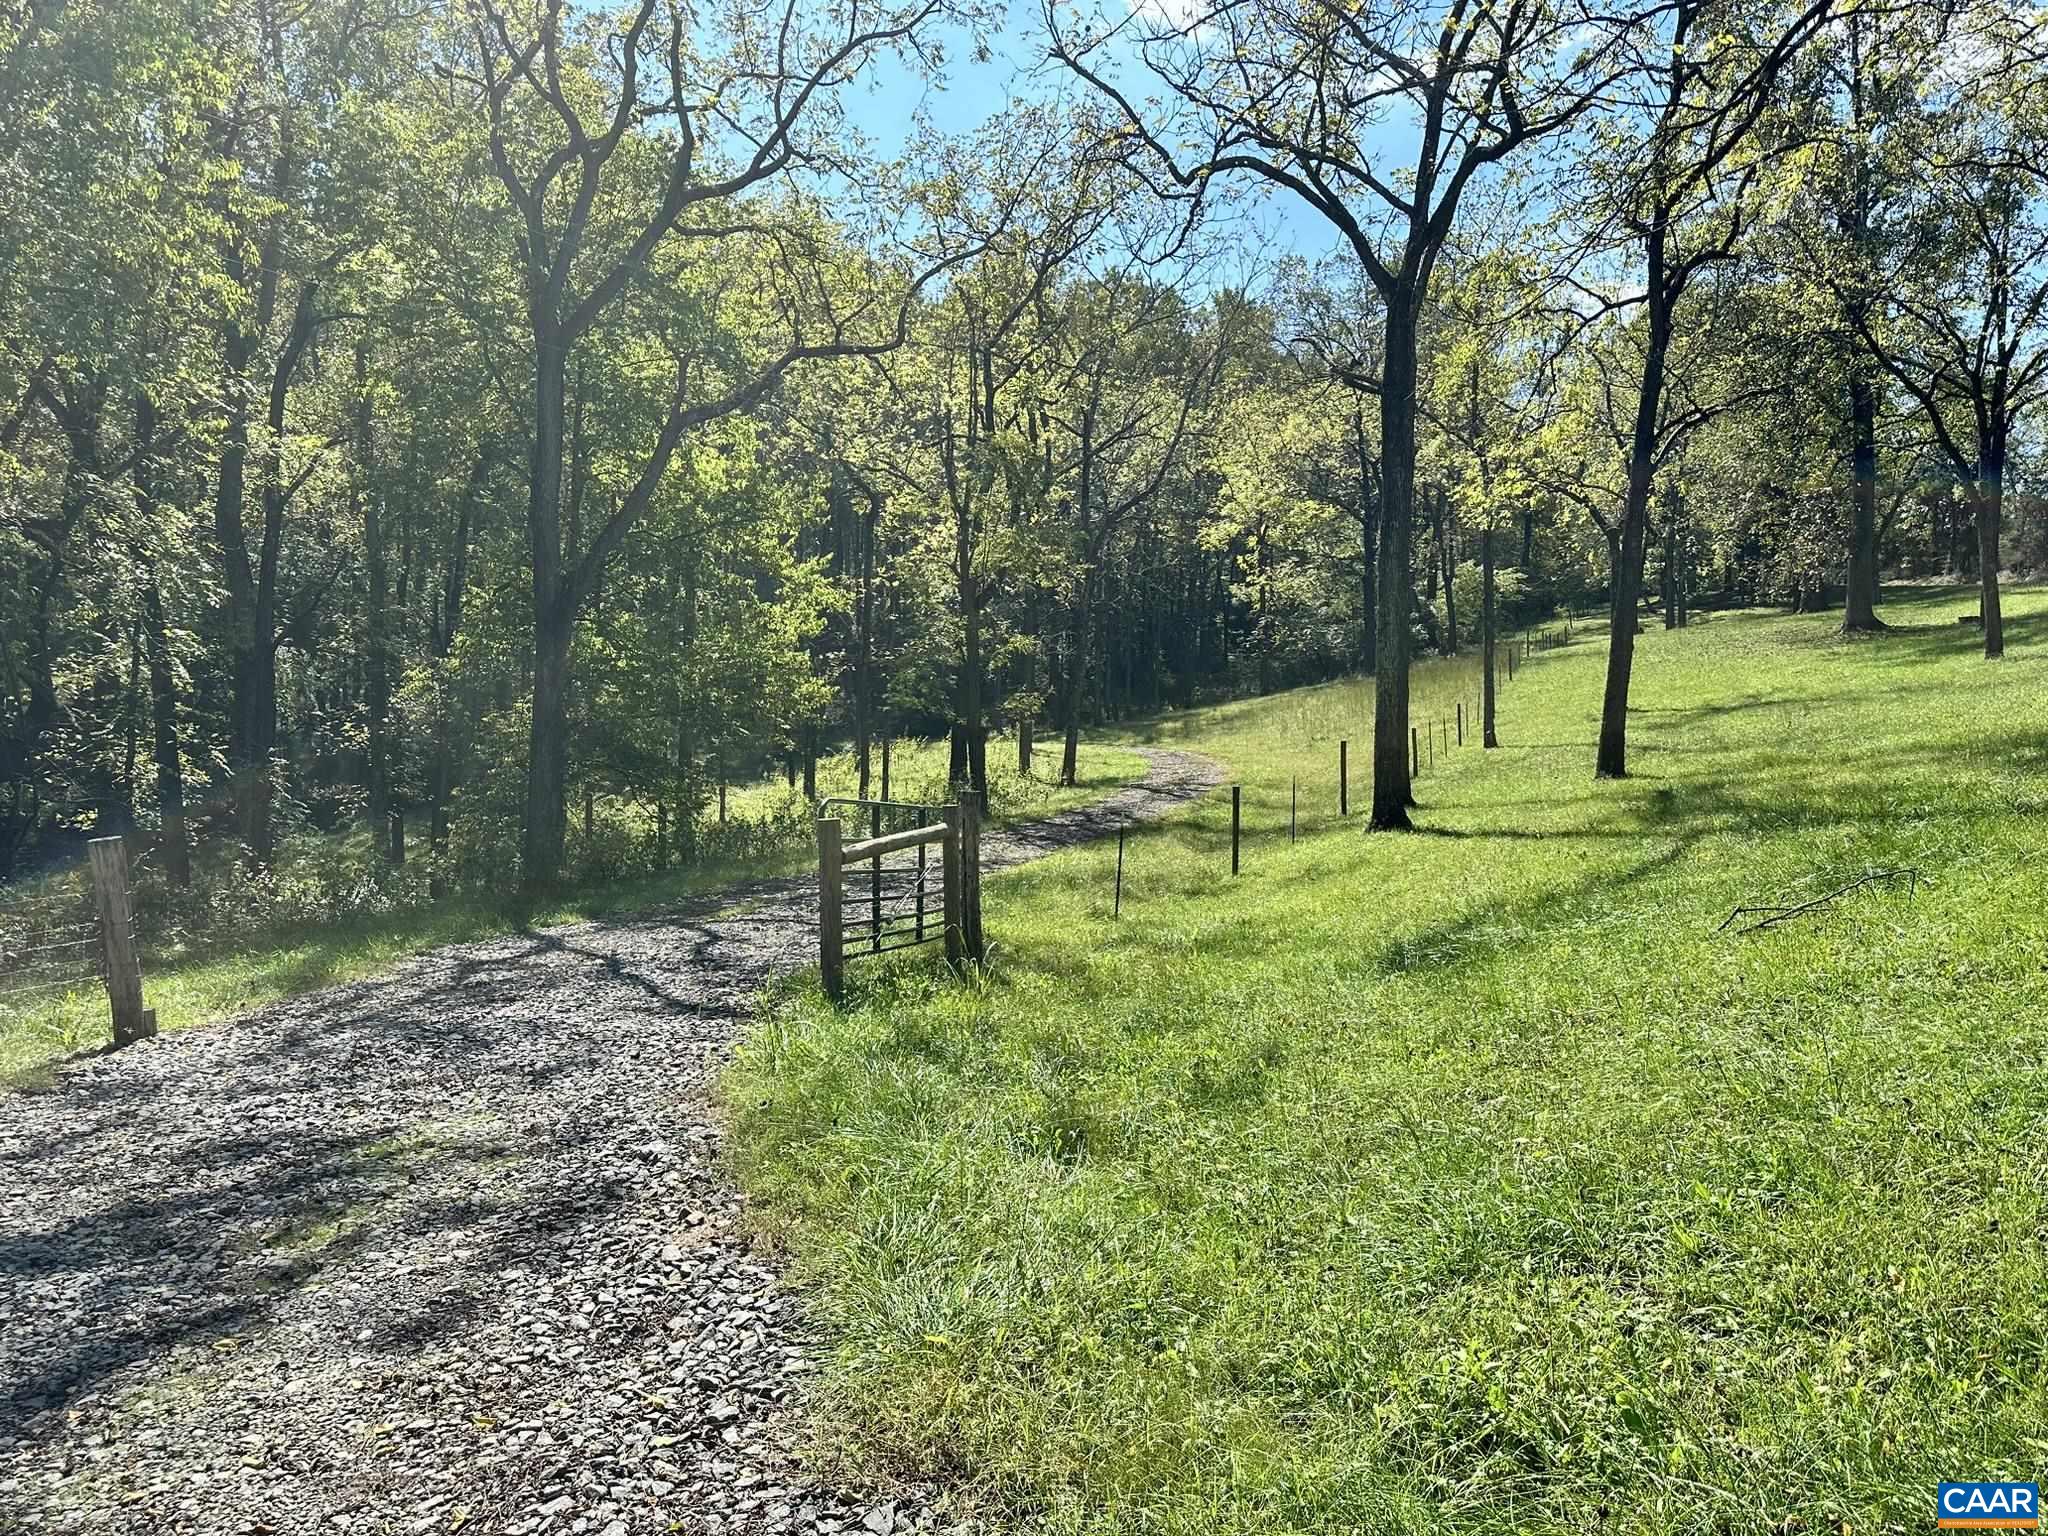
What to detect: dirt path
<box><xmin>0</xmin><ymin>749</ymin><xmax>1223</xmax><ymax>1536</ymax></box>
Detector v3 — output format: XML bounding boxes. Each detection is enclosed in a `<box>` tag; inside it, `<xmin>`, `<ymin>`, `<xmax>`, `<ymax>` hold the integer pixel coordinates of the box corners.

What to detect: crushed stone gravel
<box><xmin>0</xmin><ymin>750</ymin><xmax>1223</xmax><ymax>1535</ymax></box>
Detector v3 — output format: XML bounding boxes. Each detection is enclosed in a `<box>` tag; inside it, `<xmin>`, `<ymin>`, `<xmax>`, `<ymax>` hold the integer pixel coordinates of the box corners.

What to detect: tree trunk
<box><xmin>358</xmin><ymin>342</ymin><xmax>395</xmax><ymax>854</ymax></box>
<box><xmin>427</xmin><ymin>450</ymin><xmax>481</xmax><ymax>899</ymax></box>
<box><xmin>958</xmin><ymin>526</ymin><xmax>987</xmax><ymax>800</ymax></box>
<box><xmin>1597</xmin><ymin>233</ymin><xmax>1672</xmax><ymax>781</ymax></box>
<box><xmin>1438</xmin><ymin>491</ymin><xmax>1457</xmax><ymax>655</ymax></box>
<box><xmin>1061</xmin><ymin>568</ymin><xmax>1089</xmax><ymax>788</ymax></box>
<box><xmin>1061</xmin><ymin>404</ymin><xmax>1096</xmax><ymax>787</ymax></box>
<box><xmin>1654</xmin><ymin>499</ymin><xmax>1671</xmax><ymax>630</ymax></box>
<box><xmin>524</xmin><ymin>601</ymin><xmax>574</xmax><ymax>885</ymax></box>
<box><xmin>131</xmin><ymin>391</ymin><xmax>190</xmax><ymax>887</ymax></box>
<box><xmin>1840</xmin><ymin>19</ymin><xmax>1884</xmax><ymax>636</ymax></box>
<box><xmin>521</xmin><ymin>316</ymin><xmax>572</xmax><ymax>888</ymax></box>
<box><xmin>1482</xmin><ymin>522</ymin><xmax>1498</xmax><ymax>749</ymax></box>
<box><xmin>1842</xmin><ymin>359</ymin><xmax>1883</xmax><ymax>632</ymax></box>
<box><xmin>855</xmin><ymin>491</ymin><xmax>876</xmax><ymax>800</ymax></box>
<box><xmin>1978</xmin><ymin>430</ymin><xmax>2005</xmax><ymax>659</ymax></box>
<box><xmin>1370</xmin><ymin>293</ymin><xmax>1418</xmax><ymax>829</ymax></box>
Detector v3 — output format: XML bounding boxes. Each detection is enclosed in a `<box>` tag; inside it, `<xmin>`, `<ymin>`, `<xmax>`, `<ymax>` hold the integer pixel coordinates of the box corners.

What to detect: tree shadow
<box><xmin>0</xmin><ymin>915</ymin><xmax>769</xmax><ymax>1442</ymax></box>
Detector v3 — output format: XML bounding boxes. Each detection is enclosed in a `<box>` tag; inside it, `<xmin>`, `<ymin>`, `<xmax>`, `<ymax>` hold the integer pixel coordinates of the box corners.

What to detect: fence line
<box><xmin>1</xmin><ymin>835</ymin><xmax>156</xmax><ymax>1054</ymax></box>
<box><xmin>1098</xmin><ymin>622</ymin><xmax>1569</xmax><ymax>912</ymax></box>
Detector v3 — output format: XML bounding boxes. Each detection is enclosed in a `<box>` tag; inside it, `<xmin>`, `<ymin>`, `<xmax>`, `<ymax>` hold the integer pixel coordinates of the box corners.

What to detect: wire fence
<box><xmin>0</xmin><ymin>836</ymin><xmax>153</xmax><ymax>1060</ymax></box>
<box><xmin>0</xmin><ymin>880</ymin><xmax>111</xmax><ymax>1053</ymax></box>
<box><xmin>1109</xmin><ymin>625</ymin><xmax>1571</xmax><ymax>915</ymax></box>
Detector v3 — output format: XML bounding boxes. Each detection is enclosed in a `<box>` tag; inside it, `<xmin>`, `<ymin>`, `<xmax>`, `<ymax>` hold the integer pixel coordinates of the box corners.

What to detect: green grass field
<box><xmin>726</xmin><ymin>587</ymin><xmax>2048</xmax><ymax>1535</ymax></box>
<box><xmin>0</xmin><ymin>736</ymin><xmax>1143</xmax><ymax>1082</ymax></box>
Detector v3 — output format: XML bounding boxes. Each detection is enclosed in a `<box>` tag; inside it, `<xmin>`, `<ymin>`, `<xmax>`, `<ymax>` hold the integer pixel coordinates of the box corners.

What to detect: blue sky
<box><xmin>839</xmin><ymin>0</ymin><xmax>1348</xmax><ymax>273</ymax></box>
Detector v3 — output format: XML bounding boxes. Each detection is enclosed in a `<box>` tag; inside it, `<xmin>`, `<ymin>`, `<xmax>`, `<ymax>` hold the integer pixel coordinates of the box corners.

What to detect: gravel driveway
<box><xmin>0</xmin><ymin>749</ymin><xmax>1222</xmax><ymax>1536</ymax></box>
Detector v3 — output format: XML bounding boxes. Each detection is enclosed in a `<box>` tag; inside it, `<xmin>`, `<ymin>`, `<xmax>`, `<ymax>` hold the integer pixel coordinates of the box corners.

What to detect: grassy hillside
<box><xmin>727</xmin><ymin>587</ymin><xmax>2048</xmax><ymax>1535</ymax></box>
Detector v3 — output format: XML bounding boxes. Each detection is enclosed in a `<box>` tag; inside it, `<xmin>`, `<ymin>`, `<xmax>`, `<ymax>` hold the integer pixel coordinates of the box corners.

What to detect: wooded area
<box><xmin>3</xmin><ymin>0</ymin><xmax>2044</xmax><ymax>895</ymax></box>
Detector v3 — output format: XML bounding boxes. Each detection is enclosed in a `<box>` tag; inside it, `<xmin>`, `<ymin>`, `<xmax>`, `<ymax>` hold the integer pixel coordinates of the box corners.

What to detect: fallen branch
<box><xmin>1717</xmin><ymin>868</ymin><xmax>1920</xmax><ymax>936</ymax></box>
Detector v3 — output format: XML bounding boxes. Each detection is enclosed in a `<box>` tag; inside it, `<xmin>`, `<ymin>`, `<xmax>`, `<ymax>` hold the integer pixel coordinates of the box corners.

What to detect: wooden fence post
<box><xmin>869</xmin><ymin>804</ymin><xmax>883</xmax><ymax>953</ymax></box>
<box><xmin>1018</xmin><ymin>719</ymin><xmax>1032</xmax><ymax>776</ymax></box>
<box><xmin>89</xmin><ymin>836</ymin><xmax>152</xmax><ymax>1047</ymax></box>
<box><xmin>915</xmin><ymin>805</ymin><xmax>929</xmax><ymax>942</ymax></box>
<box><xmin>1457</xmin><ymin>701</ymin><xmax>1464</xmax><ymax>746</ymax></box>
<box><xmin>880</xmin><ymin>736</ymin><xmax>891</xmax><ymax>802</ymax></box>
<box><xmin>961</xmin><ymin>791</ymin><xmax>984</xmax><ymax>963</ymax></box>
<box><xmin>817</xmin><ymin>817</ymin><xmax>843</xmax><ymax>1002</ymax></box>
<box><xmin>942</xmin><ymin>803</ymin><xmax>964</xmax><ymax>966</ymax></box>
<box><xmin>1290</xmin><ymin>778</ymin><xmax>1297</xmax><ymax>843</ymax></box>
<box><xmin>1231</xmin><ymin>785</ymin><xmax>1241</xmax><ymax>875</ymax></box>
<box><xmin>1339</xmin><ymin>739</ymin><xmax>1348</xmax><ymax>816</ymax></box>
<box><xmin>1411</xmin><ymin>727</ymin><xmax>1420</xmax><ymax>777</ymax></box>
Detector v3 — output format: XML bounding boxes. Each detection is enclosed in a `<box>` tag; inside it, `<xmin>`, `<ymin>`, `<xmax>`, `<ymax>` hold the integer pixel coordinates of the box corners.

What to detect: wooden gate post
<box><xmin>88</xmin><ymin>836</ymin><xmax>152</xmax><ymax>1047</ymax></box>
<box><xmin>869</xmin><ymin>804</ymin><xmax>883</xmax><ymax>953</ymax></box>
<box><xmin>941</xmin><ymin>803</ymin><xmax>964</xmax><ymax>966</ymax></box>
<box><xmin>817</xmin><ymin>816</ymin><xmax>844</xmax><ymax>1002</ymax></box>
<box><xmin>961</xmin><ymin>791</ymin><xmax>984</xmax><ymax>962</ymax></box>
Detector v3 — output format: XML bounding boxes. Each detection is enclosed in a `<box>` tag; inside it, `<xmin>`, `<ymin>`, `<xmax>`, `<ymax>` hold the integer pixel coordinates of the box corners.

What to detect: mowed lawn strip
<box><xmin>726</xmin><ymin>587</ymin><xmax>2048</xmax><ymax>1536</ymax></box>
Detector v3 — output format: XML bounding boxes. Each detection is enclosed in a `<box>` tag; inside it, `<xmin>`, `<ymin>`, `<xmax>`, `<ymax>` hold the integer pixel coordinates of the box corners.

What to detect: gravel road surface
<box><xmin>0</xmin><ymin>750</ymin><xmax>1222</xmax><ymax>1536</ymax></box>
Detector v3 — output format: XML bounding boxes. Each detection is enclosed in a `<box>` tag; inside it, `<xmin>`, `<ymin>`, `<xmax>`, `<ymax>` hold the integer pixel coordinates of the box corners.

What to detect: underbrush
<box><xmin>0</xmin><ymin>736</ymin><xmax>1144</xmax><ymax>1079</ymax></box>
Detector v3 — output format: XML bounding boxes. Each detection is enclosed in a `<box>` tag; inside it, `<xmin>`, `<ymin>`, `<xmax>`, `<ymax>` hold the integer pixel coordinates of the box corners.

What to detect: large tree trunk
<box><xmin>1597</xmin><ymin>231</ymin><xmax>1672</xmax><ymax>781</ymax></box>
<box><xmin>521</xmin><ymin>322</ymin><xmax>572</xmax><ymax>888</ymax></box>
<box><xmin>525</xmin><ymin>603</ymin><xmax>574</xmax><ymax>884</ymax></box>
<box><xmin>1370</xmin><ymin>294</ymin><xmax>1418</xmax><ymax>829</ymax></box>
<box><xmin>1840</xmin><ymin>18</ymin><xmax>1884</xmax><ymax>636</ymax></box>
<box><xmin>219</xmin><ymin>283</ymin><xmax>315</xmax><ymax>864</ymax></box>
<box><xmin>1843</xmin><ymin>359</ymin><xmax>1884</xmax><ymax>632</ymax></box>
<box><xmin>1978</xmin><ymin>427</ymin><xmax>2005</xmax><ymax>659</ymax></box>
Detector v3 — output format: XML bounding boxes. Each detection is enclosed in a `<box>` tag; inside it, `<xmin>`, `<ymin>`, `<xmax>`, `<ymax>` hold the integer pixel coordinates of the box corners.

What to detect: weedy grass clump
<box><xmin>727</xmin><ymin>587</ymin><xmax>2048</xmax><ymax>1536</ymax></box>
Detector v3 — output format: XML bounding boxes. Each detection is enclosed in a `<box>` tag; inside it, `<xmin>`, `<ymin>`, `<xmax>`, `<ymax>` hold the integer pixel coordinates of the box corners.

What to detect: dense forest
<box><xmin>2</xmin><ymin>0</ymin><xmax>2043</xmax><ymax>892</ymax></box>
